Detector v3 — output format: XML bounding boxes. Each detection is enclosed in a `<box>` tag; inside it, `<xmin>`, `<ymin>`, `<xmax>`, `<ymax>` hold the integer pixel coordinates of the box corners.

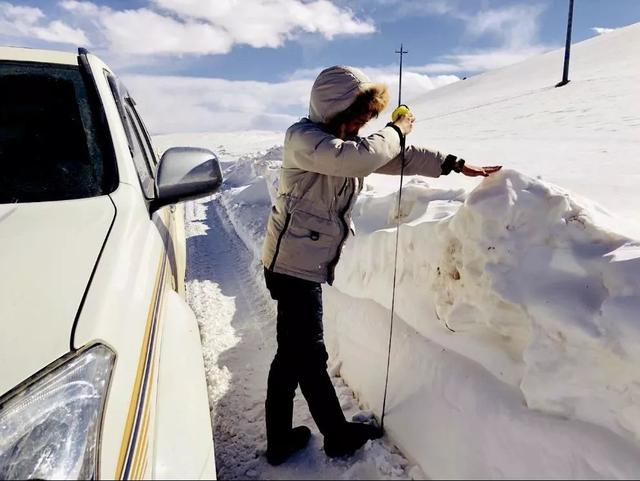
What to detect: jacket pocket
<box><xmin>281</xmin><ymin>210</ymin><xmax>341</xmax><ymax>274</ymax></box>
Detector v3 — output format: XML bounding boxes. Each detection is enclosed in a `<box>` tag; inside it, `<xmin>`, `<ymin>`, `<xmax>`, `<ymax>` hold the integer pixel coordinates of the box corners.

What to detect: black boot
<box><xmin>323</xmin><ymin>422</ymin><xmax>383</xmax><ymax>458</ymax></box>
<box><xmin>266</xmin><ymin>426</ymin><xmax>312</xmax><ymax>466</ymax></box>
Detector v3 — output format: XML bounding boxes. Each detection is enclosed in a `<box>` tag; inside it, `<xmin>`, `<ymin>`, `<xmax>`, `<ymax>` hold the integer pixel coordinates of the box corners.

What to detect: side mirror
<box><xmin>151</xmin><ymin>147</ymin><xmax>223</xmax><ymax>213</ymax></box>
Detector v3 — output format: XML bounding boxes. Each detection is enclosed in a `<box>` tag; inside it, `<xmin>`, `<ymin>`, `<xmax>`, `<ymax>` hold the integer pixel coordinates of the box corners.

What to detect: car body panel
<box><xmin>0</xmin><ymin>196</ymin><xmax>115</xmax><ymax>395</ymax></box>
<box><xmin>72</xmin><ymin>183</ymin><xmax>167</xmax><ymax>479</ymax></box>
<box><xmin>73</xmin><ymin>183</ymin><xmax>213</xmax><ymax>480</ymax></box>
<box><xmin>0</xmin><ymin>46</ymin><xmax>77</xmax><ymax>66</ymax></box>
<box><xmin>153</xmin><ymin>290</ymin><xmax>216</xmax><ymax>479</ymax></box>
<box><xmin>170</xmin><ymin>203</ymin><xmax>187</xmax><ymax>298</ymax></box>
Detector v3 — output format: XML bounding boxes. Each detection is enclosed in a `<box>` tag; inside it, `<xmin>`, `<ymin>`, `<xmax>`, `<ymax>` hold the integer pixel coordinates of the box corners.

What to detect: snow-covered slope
<box><xmin>366</xmin><ymin>22</ymin><xmax>640</xmax><ymax>237</ymax></box>
<box><xmin>155</xmin><ymin>21</ymin><xmax>640</xmax><ymax>480</ymax></box>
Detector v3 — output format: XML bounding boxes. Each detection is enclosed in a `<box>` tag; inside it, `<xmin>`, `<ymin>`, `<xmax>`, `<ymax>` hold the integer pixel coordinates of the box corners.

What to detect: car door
<box><xmin>124</xmin><ymin>98</ymin><xmax>185</xmax><ymax>297</ymax></box>
<box><xmin>100</xmin><ymin>72</ymin><xmax>215</xmax><ymax>479</ymax></box>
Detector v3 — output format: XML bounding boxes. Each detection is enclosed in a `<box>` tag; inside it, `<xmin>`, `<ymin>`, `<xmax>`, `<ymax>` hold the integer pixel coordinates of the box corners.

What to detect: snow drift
<box><xmin>335</xmin><ymin>168</ymin><xmax>640</xmax><ymax>438</ymax></box>
<box><xmin>325</xmin><ymin>168</ymin><xmax>640</xmax><ymax>478</ymax></box>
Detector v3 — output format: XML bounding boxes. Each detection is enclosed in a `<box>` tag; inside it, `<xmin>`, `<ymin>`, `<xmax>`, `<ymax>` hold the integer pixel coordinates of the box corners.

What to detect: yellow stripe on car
<box><xmin>115</xmin><ymin>254</ymin><xmax>165</xmax><ymax>479</ymax></box>
<box><xmin>131</xmin><ymin>304</ymin><xmax>163</xmax><ymax>480</ymax></box>
<box><xmin>116</xmin><ymin>211</ymin><xmax>176</xmax><ymax>480</ymax></box>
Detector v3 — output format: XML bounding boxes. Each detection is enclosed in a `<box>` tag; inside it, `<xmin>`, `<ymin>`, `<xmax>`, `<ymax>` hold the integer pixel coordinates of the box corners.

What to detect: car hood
<box><xmin>0</xmin><ymin>196</ymin><xmax>115</xmax><ymax>396</ymax></box>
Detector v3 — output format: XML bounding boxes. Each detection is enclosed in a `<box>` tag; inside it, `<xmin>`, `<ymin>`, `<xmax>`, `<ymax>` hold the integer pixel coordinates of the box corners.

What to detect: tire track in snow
<box><xmin>185</xmin><ymin>195</ymin><xmax>419</xmax><ymax>480</ymax></box>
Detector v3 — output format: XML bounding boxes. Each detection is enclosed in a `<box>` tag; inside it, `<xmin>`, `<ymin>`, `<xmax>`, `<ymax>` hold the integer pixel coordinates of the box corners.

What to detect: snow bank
<box><xmin>218</xmin><ymin>146</ymin><xmax>281</xmax><ymax>268</ymax></box>
<box><xmin>325</xmin><ymin>168</ymin><xmax>640</xmax><ymax>478</ymax></box>
<box><xmin>336</xmin><ymin>169</ymin><xmax>640</xmax><ymax>435</ymax></box>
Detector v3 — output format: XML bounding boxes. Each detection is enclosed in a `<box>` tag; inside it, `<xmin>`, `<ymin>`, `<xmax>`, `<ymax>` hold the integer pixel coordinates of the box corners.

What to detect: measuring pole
<box><xmin>396</xmin><ymin>43</ymin><xmax>408</xmax><ymax>104</ymax></box>
<box><xmin>381</xmin><ymin>43</ymin><xmax>408</xmax><ymax>431</ymax></box>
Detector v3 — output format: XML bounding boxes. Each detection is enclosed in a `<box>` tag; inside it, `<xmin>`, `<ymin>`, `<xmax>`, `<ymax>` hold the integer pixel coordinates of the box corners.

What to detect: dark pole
<box><xmin>395</xmin><ymin>43</ymin><xmax>408</xmax><ymax>105</ymax></box>
<box><xmin>381</xmin><ymin>43</ymin><xmax>408</xmax><ymax>432</ymax></box>
<box><xmin>556</xmin><ymin>0</ymin><xmax>575</xmax><ymax>87</ymax></box>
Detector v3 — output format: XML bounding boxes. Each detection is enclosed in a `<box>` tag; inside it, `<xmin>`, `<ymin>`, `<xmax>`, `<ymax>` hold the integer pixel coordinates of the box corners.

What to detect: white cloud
<box><xmin>104</xmin><ymin>9</ymin><xmax>232</xmax><ymax>55</ymax></box>
<box><xmin>440</xmin><ymin>46</ymin><xmax>550</xmax><ymax>73</ymax></box>
<box><xmin>436</xmin><ymin>3</ymin><xmax>553</xmax><ymax>74</ymax></box>
<box><xmin>352</xmin><ymin>1</ymin><xmax>554</xmax><ymax>76</ymax></box>
<box><xmin>31</xmin><ymin>20</ymin><xmax>88</xmax><ymax>45</ymax></box>
<box><xmin>154</xmin><ymin>0</ymin><xmax>375</xmax><ymax>47</ymax></box>
<box><xmin>59</xmin><ymin>0</ymin><xmax>373</xmax><ymax>57</ymax></box>
<box><xmin>430</xmin><ymin>75</ymin><xmax>461</xmax><ymax>88</ymax></box>
<box><xmin>2</xmin><ymin>3</ymin><xmax>44</xmax><ymax>24</ymax></box>
<box><xmin>122</xmin><ymin>74</ymin><xmax>313</xmax><ymax>134</ymax></box>
<box><xmin>398</xmin><ymin>45</ymin><xmax>549</xmax><ymax>77</ymax></box>
<box><xmin>0</xmin><ymin>1</ymin><xmax>88</xmax><ymax>45</ymax></box>
<box><xmin>465</xmin><ymin>5</ymin><xmax>546</xmax><ymax>47</ymax></box>
<box><xmin>344</xmin><ymin>0</ymin><xmax>458</xmax><ymax>21</ymax></box>
<box><xmin>410</xmin><ymin>63</ymin><xmax>465</xmax><ymax>74</ymax></box>
<box><xmin>129</xmin><ymin>65</ymin><xmax>459</xmax><ymax>134</ymax></box>
<box><xmin>357</xmin><ymin>66</ymin><xmax>459</xmax><ymax>104</ymax></box>
<box><xmin>592</xmin><ymin>27</ymin><xmax>616</xmax><ymax>35</ymax></box>
<box><xmin>59</xmin><ymin>0</ymin><xmax>103</xmax><ymax>16</ymax></box>
<box><xmin>425</xmin><ymin>3</ymin><xmax>553</xmax><ymax>75</ymax></box>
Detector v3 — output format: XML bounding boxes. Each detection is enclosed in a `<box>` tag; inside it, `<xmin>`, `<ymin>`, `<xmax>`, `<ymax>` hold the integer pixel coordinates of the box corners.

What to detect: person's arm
<box><xmin>284</xmin><ymin>123</ymin><xmax>403</xmax><ymax>178</ymax></box>
<box><xmin>375</xmin><ymin>149</ymin><xmax>502</xmax><ymax>178</ymax></box>
<box><xmin>373</xmin><ymin>144</ymin><xmax>447</xmax><ymax>177</ymax></box>
<box><xmin>371</xmin><ymin>114</ymin><xmax>446</xmax><ymax>178</ymax></box>
<box><xmin>373</xmin><ymin>113</ymin><xmax>502</xmax><ymax>178</ymax></box>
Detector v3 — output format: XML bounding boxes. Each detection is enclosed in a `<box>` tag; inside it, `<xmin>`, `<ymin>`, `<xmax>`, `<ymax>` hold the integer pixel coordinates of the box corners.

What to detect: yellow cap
<box><xmin>391</xmin><ymin>105</ymin><xmax>411</xmax><ymax>122</ymax></box>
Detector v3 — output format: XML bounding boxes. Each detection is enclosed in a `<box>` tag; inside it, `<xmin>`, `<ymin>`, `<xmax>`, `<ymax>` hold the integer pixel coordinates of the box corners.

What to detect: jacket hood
<box><xmin>308</xmin><ymin>65</ymin><xmax>374</xmax><ymax>124</ymax></box>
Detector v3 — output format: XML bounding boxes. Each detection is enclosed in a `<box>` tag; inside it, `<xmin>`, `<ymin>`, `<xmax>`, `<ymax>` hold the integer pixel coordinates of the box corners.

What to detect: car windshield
<box><xmin>0</xmin><ymin>61</ymin><xmax>117</xmax><ymax>203</ymax></box>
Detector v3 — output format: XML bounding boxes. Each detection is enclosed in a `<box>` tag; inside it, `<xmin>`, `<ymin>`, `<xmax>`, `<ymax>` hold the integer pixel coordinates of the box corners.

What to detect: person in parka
<box><xmin>261</xmin><ymin>65</ymin><xmax>501</xmax><ymax>465</ymax></box>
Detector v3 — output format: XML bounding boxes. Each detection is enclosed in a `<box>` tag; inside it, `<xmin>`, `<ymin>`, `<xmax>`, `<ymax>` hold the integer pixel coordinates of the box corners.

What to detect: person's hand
<box><xmin>393</xmin><ymin>112</ymin><xmax>415</xmax><ymax>136</ymax></box>
<box><xmin>461</xmin><ymin>164</ymin><xmax>502</xmax><ymax>177</ymax></box>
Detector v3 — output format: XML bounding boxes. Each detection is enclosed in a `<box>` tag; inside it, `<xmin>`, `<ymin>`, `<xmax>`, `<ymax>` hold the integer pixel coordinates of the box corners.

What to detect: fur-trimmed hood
<box><xmin>308</xmin><ymin>66</ymin><xmax>388</xmax><ymax>123</ymax></box>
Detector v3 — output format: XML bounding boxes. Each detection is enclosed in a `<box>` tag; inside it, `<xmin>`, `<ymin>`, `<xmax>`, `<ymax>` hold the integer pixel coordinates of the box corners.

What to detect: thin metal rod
<box><xmin>395</xmin><ymin>43</ymin><xmax>408</xmax><ymax>105</ymax></box>
<box><xmin>381</xmin><ymin>43</ymin><xmax>407</xmax><ymax>431</ymax></box>
<box><xmin>380</xmin><ymin>139</ymin><xmax>405</xmax><ymax>431</ymax></box>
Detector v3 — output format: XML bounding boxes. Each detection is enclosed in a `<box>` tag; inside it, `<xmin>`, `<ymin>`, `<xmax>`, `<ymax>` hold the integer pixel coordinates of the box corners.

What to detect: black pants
<box><xmin>264</xmin><ymin>268</ymin><xmax>346</xmax><ymax>444</ymax></box>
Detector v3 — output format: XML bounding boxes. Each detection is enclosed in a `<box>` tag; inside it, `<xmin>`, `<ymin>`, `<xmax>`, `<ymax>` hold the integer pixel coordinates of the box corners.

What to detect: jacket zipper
<box><xmin>337</xmin><ymin>178</ymin><xmax>349</xmax><ymax>197</ymax></box>
<box><xmin>327</xmin><ymin>179</ymin><xmax>356</xmax><ymax>284</ymax></box>
<box><xmin>269</xmin><ymin>213</ymin><xmax>291</xmax><ymax>271</ymax></box>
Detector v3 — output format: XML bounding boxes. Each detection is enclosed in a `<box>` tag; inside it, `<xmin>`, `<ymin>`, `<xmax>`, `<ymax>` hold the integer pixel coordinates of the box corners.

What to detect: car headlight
<box><xmin>0</xmin><ymin>344</ymin><xmax>115</xmax><ymax>480</ymax></box>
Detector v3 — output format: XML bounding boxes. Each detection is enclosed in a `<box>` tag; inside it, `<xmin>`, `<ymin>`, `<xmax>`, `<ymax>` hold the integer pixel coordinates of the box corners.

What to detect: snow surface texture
<box><xmin>153</xmin><ymin>22</ymin><xmax>640</xmax><ymax>480</ymax></box>
<box><xmin>329</xmin><ymin>170</ymin><xmax>640</xmax><ymax>479</ymax></box>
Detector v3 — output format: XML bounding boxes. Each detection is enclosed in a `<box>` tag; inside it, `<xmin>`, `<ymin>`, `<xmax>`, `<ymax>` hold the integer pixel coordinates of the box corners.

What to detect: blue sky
<box><xmin>2</xmin><ymin>0</ymin><xmax>639</xmax><ymax>132</ymax></box>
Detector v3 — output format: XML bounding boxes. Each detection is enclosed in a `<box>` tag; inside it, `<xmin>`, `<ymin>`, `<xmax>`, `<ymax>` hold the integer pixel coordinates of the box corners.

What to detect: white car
<box><xmin>0</xmin><ymin>46</ymin><xmax>220</xmax><ymax>480</ymax></box>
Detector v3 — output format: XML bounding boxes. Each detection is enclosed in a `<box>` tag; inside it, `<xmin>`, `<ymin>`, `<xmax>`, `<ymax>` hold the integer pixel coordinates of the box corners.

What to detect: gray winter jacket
<box><xmin>261</xmin><ymin>66</ymin><xmax>451</xmax><ymax>284</ymax></box>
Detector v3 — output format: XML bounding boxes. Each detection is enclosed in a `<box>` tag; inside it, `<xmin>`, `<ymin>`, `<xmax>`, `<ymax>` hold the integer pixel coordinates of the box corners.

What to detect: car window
<box><xmin>104</xmin><ymin>73</ymin><xmax>155</xmax><ymax>200</ymax></box>
<box><xmin>127</xmin><ymin>100</ymin><xmax>158</xmax><ymax>166</ymax></box>
<box><xmin>0</xmin><ymin>61</ymin><xmax>117</xmax><ymax>203</ymax></box>
<box><xmin>124</xmin><ymin>105</ymin><xmax>156</xmax><ymax>199</ymax></box>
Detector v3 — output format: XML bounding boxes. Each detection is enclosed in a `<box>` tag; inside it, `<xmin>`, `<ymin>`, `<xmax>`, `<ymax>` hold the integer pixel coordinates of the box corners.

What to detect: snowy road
<box><xmin>183</xmin><ymin>195</ymin><xmax>419</xmax><ymax>480</ymax></box>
